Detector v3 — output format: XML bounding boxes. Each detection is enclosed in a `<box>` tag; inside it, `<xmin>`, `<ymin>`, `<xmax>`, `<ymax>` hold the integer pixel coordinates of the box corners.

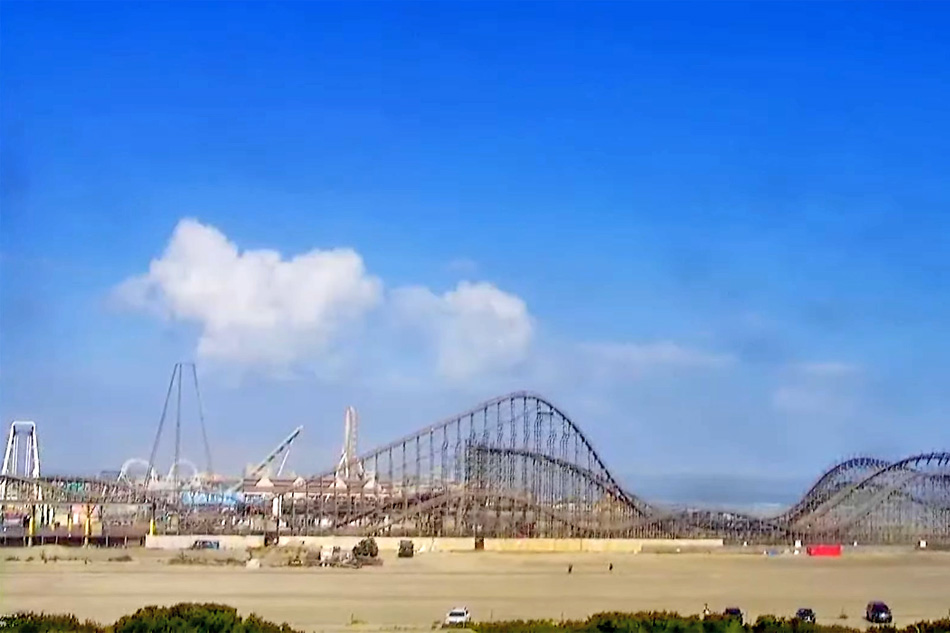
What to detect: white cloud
<box><xmin>116</xmin><ymin>219</ymin><xmax>534</xmax><ymax>379</ymax></box>
<box><xmin>581</xmin><ymin>341</ymin><xmax>734</xmax><ymax>371</ymax></box>
<box><xmin>114</xmin><ymin>218</ymin><xmax>382</xmax><ymax>367</ymax></box>
<box><xmin>115</xmin><ymin>219</ymin><xmax>739</xmax><ymax>389</ymax></box>
<box><xmin>392</xmin><ymin>281</ymin><xmax>534</xmax><ymax>381</ymax></box>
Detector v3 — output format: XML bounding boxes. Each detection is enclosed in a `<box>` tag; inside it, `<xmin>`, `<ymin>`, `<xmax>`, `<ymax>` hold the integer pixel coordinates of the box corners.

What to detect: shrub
<box><xmin>471</xmin><ymin>612</ymin><xmax>950</xmax><ymax>633</ymax></box>
<box><xmin>353</xmin><ymin>537</ymin><xmax>379</xmax><ymax>559</ymax></box>
<box><xmin>912</xmin><ymin>621</ymin><xmax>950</xmax><ymax>633</ymax></box>
<box><xmin>111</xmin><ymin>603</ymin><xmax>302</xmax><ymax>633</ymax></box>
<box><xmin>0</xmin><ymin>612</ymin><xmax>102</xmax><ymax>632</ymax></box>
<box><xmin>3</xmin><ymin>607</ymin><xmax>949</xmax><ymax>633</ymax></box>
<box><xmin>111</xmin><ymin>603</ymin><xmax>244</xmax><ymax>633</ymax></box>
<box><xmin>0</xmin><ymin>604</ymin><xmax>303</xmax><ymax>633</ymax></box>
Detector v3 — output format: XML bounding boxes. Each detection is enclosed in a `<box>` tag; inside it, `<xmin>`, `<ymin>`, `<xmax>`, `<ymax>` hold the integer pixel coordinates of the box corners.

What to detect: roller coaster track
<box><xmin>0</xmin><ymin>473</ymin><xmax>155</xmax><ymax>506</ymax></box>
<box><xmin>788</xmin><ymin>453</ymin><xmax>950</xmax><ymax>538</ymax></box>
<box><xmin>775</xmin><ymin>456</ymin><xmax>892</xmax><ymax>524</ymax></box>
<box><xmin>468</xmin><ymin>445</ymin><xmax>653</xmax><ymax>514</ymax></box>
<box><xmin>296</xmin><ymin>391</ymin><xmax>949</xmax><ymax>543</ymax></box>
<box><xmin>3</xmin><ymin>392</ymin><xmax>947</xmax><ymax>543</ymax></box>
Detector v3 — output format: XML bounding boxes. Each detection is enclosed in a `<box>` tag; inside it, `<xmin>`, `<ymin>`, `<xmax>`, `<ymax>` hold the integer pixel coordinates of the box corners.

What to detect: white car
<box><xmin>444</xmin><ymin>607</ymin><xmax>471</xmax><ymax>626</ymax></box>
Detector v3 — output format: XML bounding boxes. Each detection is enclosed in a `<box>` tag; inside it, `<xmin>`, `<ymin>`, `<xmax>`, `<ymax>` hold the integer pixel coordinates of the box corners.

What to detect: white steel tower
<box><xmin>1</xmin><ymin>420</ymin><xmax>40</xmax><ymax>479</ymax></box>
<box><xmin>1</xmin><ymin>420</ymin><xmax>41</xmax><ymax>504</ymax></box>
<box><xmin>336</xmin><ymin>406</ymin><xmax>364</xmax><ymax>480</ymax></box>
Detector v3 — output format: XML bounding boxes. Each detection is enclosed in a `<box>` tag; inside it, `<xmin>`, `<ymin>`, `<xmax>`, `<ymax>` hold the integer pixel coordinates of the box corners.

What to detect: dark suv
<box><xmin>866</xmin><ymin>601</ymin><xmax>893</xmax><ymax>624</ymax></box>
<box><xmin>795</xmin><ymin>608</ymin><xmax>816</xmax><ymax>623</ymax></box>
<box><xmin>723</xmin><ymin>608</ymin><xmax>743</xmax><ymax>624</ymax></box>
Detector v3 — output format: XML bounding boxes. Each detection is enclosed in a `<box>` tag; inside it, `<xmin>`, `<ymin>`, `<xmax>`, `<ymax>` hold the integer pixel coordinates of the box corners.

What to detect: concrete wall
<box><xmin>144</xmin><ymin>534</ymin><xmax>265</xmax><ymax>550</ymax></box>
<box><xmin>481</xmin><ymin>538</ymin><xmax>582</xmax><ymax>552</ymax></box>
<box><xmin>482</xmin><ymin>538</ymin><xmax>723</xmax><ymax>553</ymax></box>
<box><xmin>142</xmin><ymin>534</ymin><xmax>723</xmax><ymax>553</ymax></box>
<box><xmin>276</xmin><ymin>536</ymin><xmax>723</xmax><ymax>554</ymax></box>
<box><xmin>638</xmin><ymin>539</ymin><xmax>724</xmax><ymax>553</ymax></box>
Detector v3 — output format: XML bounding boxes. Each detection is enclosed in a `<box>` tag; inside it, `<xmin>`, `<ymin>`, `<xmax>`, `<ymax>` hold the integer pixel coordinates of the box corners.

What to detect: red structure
<box><xmin>806</xmin><ymin>543</ymin><xmax>842</xmax><ymax>557</ymax></box>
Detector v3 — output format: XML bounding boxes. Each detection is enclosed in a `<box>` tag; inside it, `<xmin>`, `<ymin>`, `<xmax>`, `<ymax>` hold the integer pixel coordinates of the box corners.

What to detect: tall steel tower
<box><xmin>145</xmin><ymin>362</ymin><xmax>214</xmax><ymax>496</ymax></box>
<box><xmin>336</xmin><ymin>406</ymin><xmax>364</xmax><ymax>480</ymax></box>
<box><xmin>0</xmin><ymin>420</ymin><xmax>41</xmax><ymax>504</ymax></box>
<box><xmin>1</xmin><ymin>420</ymin><xmax>40</xmax><ymax>479</ymax></box>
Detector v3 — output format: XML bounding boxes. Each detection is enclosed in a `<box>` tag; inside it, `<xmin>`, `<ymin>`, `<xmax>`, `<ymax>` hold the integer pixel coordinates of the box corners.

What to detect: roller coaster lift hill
<box><xmin>1</xmin><ymin>386</ymin><xmax>947</xmax><ymax>545</ymax></box>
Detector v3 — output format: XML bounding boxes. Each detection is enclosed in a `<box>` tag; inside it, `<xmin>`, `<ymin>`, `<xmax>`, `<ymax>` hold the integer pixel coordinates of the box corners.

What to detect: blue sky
<box><xmin>2</xmin><ymin>2</ymin><xmax>948</xmax><ymax>502</ymax></box>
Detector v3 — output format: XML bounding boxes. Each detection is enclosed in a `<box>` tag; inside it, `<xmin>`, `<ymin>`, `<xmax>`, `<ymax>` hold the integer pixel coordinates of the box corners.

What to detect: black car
<box><xmin>866</xmin><ymin>601</ymin><xmax>893</xmax><ymax>624</ymax></box>
<box><xmin>723</xmin><ymin>608</ymin><xmax>743</xmax><ymax>624</ymax></box>
<box><xmin>795</xmin><ymin>608</ymin><xmax>816</xmax><ymax>623</ymax></box>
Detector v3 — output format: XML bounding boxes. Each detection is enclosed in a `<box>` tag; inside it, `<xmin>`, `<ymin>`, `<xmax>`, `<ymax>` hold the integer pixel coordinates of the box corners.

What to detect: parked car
<box><xmin>723</xmin><ymin>607</ymin><xmax>743</xmax><ymax>624</ymax></box>
<box><xmin>866</xmin><ymin>601</ymin><xmax>893</xmax><ymax>624</ymax></box>
<box><xmin>444</xmin><ymin>607</ymin><xmax>471</xmax><ymax>627</ymax></box>
<box><xmin>795</xmin><ymin>608</ymin><xmax>816</xmax><ymax>623</ymax></box>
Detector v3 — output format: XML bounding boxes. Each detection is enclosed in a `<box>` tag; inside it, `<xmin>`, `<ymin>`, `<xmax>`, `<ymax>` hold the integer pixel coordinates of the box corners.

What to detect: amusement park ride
<box><xmin>1</xmin><ymin>366</ymin><xmax>948</xmax><ymax>546</ymax></box>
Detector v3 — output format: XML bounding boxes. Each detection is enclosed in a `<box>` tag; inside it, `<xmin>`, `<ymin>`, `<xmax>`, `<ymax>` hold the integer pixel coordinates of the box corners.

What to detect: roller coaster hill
<box><xmin>1</xmin><ymin>393</ymin><xmax>948</xmax><ymax>546</ymax></box>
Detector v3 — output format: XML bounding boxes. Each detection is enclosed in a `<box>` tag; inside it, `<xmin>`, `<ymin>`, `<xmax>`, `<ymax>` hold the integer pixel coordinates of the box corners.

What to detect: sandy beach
<box><xmin>2</xmin><ymin>547</ymin><xmax>949</xmax><ymax>631</ymax></box>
